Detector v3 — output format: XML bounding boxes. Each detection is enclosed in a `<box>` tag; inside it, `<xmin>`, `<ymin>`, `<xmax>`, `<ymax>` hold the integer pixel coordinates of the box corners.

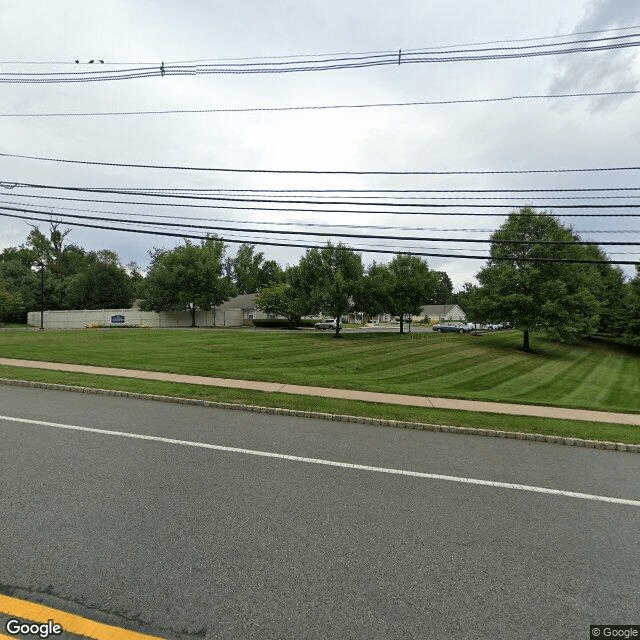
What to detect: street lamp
<box><xmin>29</xmin><ymin>261</ymin><xmax>46</xmax><ymax>329</ymax></box>
<box><xmin>38</xmin><ymin>261</ymin><xmax>44</xmax><ymax>330</ymax></box>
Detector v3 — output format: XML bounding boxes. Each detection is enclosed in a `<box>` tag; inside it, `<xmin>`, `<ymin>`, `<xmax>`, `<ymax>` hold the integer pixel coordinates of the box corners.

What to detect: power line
<box><xmin>3</xmin><ymin>152</ymin><xmax>640</xmax><ymax>175</ymax></box>
<box><xmin>2</xmin><ymin>209</ymin><xmax>636</xmax><ymax>264</ymax></box>
<box><xmin>1</xmin><ymin>89</ymin><xmax>638</xmax><ymax>118</ymax></box>
<box><xmin>4</xmin><ymin>197</ymin><xmax>633</xmax><ymax>234</ymax></box>
<box><xmin>3</xmin><ymin>189</ymin><xmax>640</xmax><ymax>217</ymax></box>
<box><xmin>1</xmin><ymin>205</ymin><xmax>638</xmax><ymax>247</ymax></box>
<box><xmin>6</xmin><ymin>181</ymin><xmax>640</xmax><ymax>194</ymax></box>
<box><xmin>3</xmin><ymin>24</ymin><xmax>639</xmax><ymax>65</ymax></box>
<box><xmin>1</xmin><ymin>36</ymin><xmax>639</xmax><ymax>84</ymax></box>
<box><xmin>7</xmin><ymin>181</ymin><xmax>640</xmax><ymax>208</ymax></box>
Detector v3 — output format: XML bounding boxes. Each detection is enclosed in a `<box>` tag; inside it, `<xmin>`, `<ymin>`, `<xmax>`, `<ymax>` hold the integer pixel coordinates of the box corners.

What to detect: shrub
<box><xmin>252</xmin><ymin>318</ymin><xmax>318</xmax><ymax>329</ymax></box>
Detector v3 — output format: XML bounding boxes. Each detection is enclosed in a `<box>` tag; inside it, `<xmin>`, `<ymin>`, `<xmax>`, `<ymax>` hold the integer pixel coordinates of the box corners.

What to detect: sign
<box><xmin>111</xmin><ymin>315</ymin><xmax>125</xmax><ymax>324</ymax></box>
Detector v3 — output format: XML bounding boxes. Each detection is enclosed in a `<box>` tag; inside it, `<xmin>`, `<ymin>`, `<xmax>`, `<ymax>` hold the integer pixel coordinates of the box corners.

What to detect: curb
<box><xmin>1</xmin><ymin>377</ymin><xmax>638</xmax><ymax>453</ymax></box>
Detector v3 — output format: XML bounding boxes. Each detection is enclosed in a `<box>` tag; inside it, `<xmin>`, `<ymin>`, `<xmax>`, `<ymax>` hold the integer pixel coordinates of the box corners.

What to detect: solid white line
<box><xmin>2</xmin><ymin>414</ymin><xmax>639</xmax><ymax>507</ymax></box>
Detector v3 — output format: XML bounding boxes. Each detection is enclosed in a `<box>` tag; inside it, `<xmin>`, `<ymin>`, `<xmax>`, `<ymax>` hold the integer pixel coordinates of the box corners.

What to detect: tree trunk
<box><xmin>333</xmin><ymin>313</ymin><xmax>341</xmax><ymax>338</ymax></box>
<box><xmin>399</xmin><ymin>315</ymin><xmax>404</xmax><ymax>334</ymax></box>
<box><xmin>522</xmin><ymin>329</ymin><xmax>530</xmax><ymax>352</ymax></box>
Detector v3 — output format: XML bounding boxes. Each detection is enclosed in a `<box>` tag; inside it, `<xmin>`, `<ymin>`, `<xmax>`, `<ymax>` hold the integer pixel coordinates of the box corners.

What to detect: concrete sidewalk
<box><xmin>0</xmin><ymin>357</ymin><xmax>639</xmax><ymax>426</ymax></box>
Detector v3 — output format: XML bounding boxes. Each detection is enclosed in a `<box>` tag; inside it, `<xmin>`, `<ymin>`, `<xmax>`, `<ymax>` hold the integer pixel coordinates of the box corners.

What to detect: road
<box><xmin>1</xmin><ymin>386</ymin><xmax>638</xmax><ymax>639</ymax></box>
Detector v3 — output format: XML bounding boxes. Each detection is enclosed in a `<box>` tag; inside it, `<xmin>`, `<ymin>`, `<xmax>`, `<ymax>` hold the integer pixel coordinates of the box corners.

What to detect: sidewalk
<box><xmin>0</xmin><ymin>357</ymin><xmax>639</xmax><ymax>426</ymax></box>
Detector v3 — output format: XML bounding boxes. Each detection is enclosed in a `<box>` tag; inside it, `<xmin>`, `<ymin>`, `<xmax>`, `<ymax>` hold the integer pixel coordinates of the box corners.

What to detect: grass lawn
<box><xmin>0</xmin><ymin>327</ymin><xmax>638</xmax><ymax>413</ymax></box>
<box><xmin>1</xmin><ymin>364</ymin><xmax>638</xmax><ymax>444</ymax></box>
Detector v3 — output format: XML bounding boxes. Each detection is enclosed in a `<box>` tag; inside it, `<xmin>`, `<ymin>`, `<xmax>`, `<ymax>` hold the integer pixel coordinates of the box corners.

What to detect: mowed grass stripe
<box><xmin>356</xmin><ymin>340</ymin><xmax>490</xmax><ymax>386</ymax></box>
<box><xmin>601</xmin><ymin>356</ymin><xmax>640</xmax><ymax>410</ymax></box>
<box><xmin>523</xmin><ymin>350</ymin><xmax>617</xmax><ymax>408</ymax></box>
<box><xmin>561</xmin><ymin>353</ymin><xmax>619</xmax><ymax>407</ymax></box>
<box><xmin>0</xmin><ymin>329</ymin><xmax>637</xmax><ymax>412</ymax></box>
<box><xmin>502</xmin><ymin>349</ymin><xmax>590</xmax><ymax>404</ymax></box>
<box><xmin>423</xmin><ymin>353</ymin><xmax>531</xmax><ymax>395</ymax></box>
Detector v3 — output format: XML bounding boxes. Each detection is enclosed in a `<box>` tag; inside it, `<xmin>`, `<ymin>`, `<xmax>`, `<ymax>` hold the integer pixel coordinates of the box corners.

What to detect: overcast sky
<box><xmin>0</xmin><ymin>0</ymin><xmax>639</xmax><ymax>288</ymax></box>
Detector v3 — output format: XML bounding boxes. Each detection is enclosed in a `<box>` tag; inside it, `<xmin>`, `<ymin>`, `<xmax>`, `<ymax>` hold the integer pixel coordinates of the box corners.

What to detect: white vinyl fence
<box><xmin>27</xmin><ymin>307</ymin><xmax>244</xmax><ymax>329</ymax></box>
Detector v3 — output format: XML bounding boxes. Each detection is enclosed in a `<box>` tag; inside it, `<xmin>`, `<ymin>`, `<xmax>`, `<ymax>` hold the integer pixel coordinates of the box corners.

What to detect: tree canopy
<box><xmin>296</xmin><ymin>243</ymin><xmax>363</xmax><ymax>337</ymax></box>
<box><xmin>232</xmin><ymin>244</ymin><xmax>283</xmax><ymax>294</ymax></box>
<box><xmin>255</xmin><ymin>281</ymin><xmax>307</xmax><ymax>328</ymax></box>
<box><xmin>140</xmin><ymin>238</ymin><xmax>234</xmax><ymax>326</ymax></box>
<box><xmin>357</xmin><ymin>254</ymin><xmax>437</xmax><ymax>334</ymax></box>
<box><xmin>477</xmin><ymin>209</ymin><xmax>600</xmax><ymax>351</ymax></box>
<box><xmin>622</xmin><ymin>265</ymin><xmax>640</xmax><ymax>345</ymax></box>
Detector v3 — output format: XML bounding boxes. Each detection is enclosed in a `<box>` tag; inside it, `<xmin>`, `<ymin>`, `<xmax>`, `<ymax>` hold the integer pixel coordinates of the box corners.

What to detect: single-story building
<box><xmin>419</xmin><ymin>304</ymin><xmax>466</xmax><ymax>322</ymax></box>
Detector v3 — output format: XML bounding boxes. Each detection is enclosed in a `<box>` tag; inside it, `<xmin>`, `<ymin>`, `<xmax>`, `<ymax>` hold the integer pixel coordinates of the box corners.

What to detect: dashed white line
<box><xmin>2</xmin><ymin>414</ymin><xmax>639</xmax><ymax>507</ymax></box>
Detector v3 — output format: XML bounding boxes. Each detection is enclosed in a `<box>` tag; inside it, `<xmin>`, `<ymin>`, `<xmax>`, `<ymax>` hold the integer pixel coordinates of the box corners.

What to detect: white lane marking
<box><xmin>2</xmin><ymin>414</ymin><xmax>639</xmax><ymax>507</ymax></box>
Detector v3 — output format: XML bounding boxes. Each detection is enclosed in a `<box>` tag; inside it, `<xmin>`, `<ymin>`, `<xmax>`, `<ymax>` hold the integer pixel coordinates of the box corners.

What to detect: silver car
<box><xmin>314</xmin><ymin>318</ymin><xmax>341</xmax><ymax>330</ymax></box>
<box><xmin>432</xmin><ymin>322</ymin><xmax>474</xmax><ymax>333</ymax></box>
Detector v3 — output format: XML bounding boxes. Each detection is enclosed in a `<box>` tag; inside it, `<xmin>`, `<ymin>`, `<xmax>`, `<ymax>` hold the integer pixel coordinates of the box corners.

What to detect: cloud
<box><xmin>549</xmin><ymin>0</ymin><xmax>640</xmax><ymax>112</ymax></box>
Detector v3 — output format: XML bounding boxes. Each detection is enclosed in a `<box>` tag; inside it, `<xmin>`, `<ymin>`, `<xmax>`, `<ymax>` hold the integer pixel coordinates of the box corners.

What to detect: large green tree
<box><xmin>296</xmin><ymin>243</ymin><xmax>363</xmax><ymax>337</ymax></box>
<box><xmin>64</xmin><ymin>252</ymin><xmax>133</xmax><ymax>310</ymax></box>
<box><xmin>353</xmin><ymin>262</ymin><xmax>391</xmax><ymax>321</ymax></box>
<box><xmin>357</xmin><ymin>255</ymin><xmax>437</xmax><ymax>334</ymax></box>
<box><xmin>255</xmin><ymin>280</ymin><xmax>307</xmax><ymax>328</ymax></box>
<box><xmin>385</xmin><ymin>254</ymin><xmax>438</xmax><ymax>334</ymax></box>
<box><xmin>578</xmin><ymin>244</ymin><xmax>628</xmax><ymax>334</ymax></box>
<box><xmin>622</xmin><ymin>265</ymin><xmax>640</xmax><ymax>345</ymax></box>
<box><xmin>0</xmin><ymin>278</ymin><xmax>22</xmax><ymax>324</ymax></box>
<box><xmin>27</xmin><ymin>222</ymin><xmax>71</xmax><ymax>271</ymax></box>
<box><xmin>140</xmin><ymin>238</ymin><xmax>233</xmax><ymax>326</ymax></box>
<box><xmin>232</xmin><ymin>244</ymin><xmax>283</xmax><ymax>294</ymax></box>
<box><xmin>454</xmin><ymin>282</ymin><xmax>487</xmax><ymax>327</ymax></box>
<box><xmin>477</xmin><ymin>208</ymin><xmax>600</xmax><ymax>352</ymax></box>
<box><xmin>430</xmin><ymin>271</ymin><xmax>454</xmax><ymax>304</ymax></box>
<box><xmin>0</xmin><ymin>247</ymin><xmax>40</xmax><ymax>321</ymax></box>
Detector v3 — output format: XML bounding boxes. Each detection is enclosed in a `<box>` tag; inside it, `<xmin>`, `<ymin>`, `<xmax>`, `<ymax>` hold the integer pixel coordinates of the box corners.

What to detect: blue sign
<box><xmin>111</xmin><ymin>314</ymin><xmax>125</xmax><ymax>324</ymax></box>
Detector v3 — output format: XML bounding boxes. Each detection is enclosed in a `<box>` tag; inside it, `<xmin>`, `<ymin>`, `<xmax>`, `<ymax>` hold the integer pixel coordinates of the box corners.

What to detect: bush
<box><xmin>252</xmin><ymin>319</ymin><xmax>296</xmax><ymax>329</ymax></box>
<box><xmin>85</xmin><ymin>323</ymin><xmax>151</xmax><ymax>329</ymax></box>
<box><xmin>252</xmin><ymin>318</ymin><xmax>318</xmax><ymax>329</ymax></box>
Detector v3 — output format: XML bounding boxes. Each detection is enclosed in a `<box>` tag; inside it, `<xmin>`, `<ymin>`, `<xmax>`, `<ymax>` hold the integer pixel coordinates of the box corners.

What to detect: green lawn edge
<box><xmin>1</xmin><ymin>329</ymin><xmax>638</xmax><ymax>414</ymax></box>
<box><xmin>1</xmin><ymin>365</ymin><xmax>638</xmax><ymax>445</ymax></box>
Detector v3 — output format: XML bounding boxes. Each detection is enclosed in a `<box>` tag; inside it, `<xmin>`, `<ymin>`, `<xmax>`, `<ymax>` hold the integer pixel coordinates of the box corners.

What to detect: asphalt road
<box><xmin>1</xmin><ymin>386</ymin><xmax>638</xmax><ymax>640</ymax></box>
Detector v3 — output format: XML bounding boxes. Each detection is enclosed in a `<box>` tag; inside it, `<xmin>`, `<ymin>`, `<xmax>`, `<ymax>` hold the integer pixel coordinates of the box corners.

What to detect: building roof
<box><xmin>216</xmin><ymin>293</ymin><xmax>257</xmax><ymax>310</ymax></box>
<box><xmin>420</xmin><ymin>304</ymin><xmax>464</xmax><ymax>315</ymax></box>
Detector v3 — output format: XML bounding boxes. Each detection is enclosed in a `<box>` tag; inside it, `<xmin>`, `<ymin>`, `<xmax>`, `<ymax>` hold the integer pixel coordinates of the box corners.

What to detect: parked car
<box><xmin>432</xmin><ymin>322</ymin><xmax>474</xmax><ymax>333</ymax></box>
<box><xmin>314</xmin><ymin>318</ymin><xmax>342</xmax><ymax>330</ymax></box>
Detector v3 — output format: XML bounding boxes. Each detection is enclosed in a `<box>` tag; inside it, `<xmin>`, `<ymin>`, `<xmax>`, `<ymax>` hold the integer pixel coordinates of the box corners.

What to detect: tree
<box><xmin>0</xmin><ymin>278</ymin><xmax>22</xmax><ymax>324</ymax></box>
<box><xmin>354</xmin><ymin>262</ymin><xmax>391</xmax><ymax>321</ymax></box>
<box><xmin>578</xmin><ymin>244</ymin><xmax>627</xmax><ymax>334</ymax></box>
<box><xmin>27</xmin><ymin>222</ymin><xmax>72</xmax><ymax>272</ymax></box>
<box><xmin>477</xmin><ymin>208</ymin><xmax>600</xmax><ymax>352</ymax></box>
<box><xmin>64</xmin><ymin>253</ymin><xmax>134</xmax><ymax>310</ymax></box>
<box><xmin>232</xmin><ymin>244</ymin><xmax>283</xmax><ymax>294</ymax></box>
<box><xmin>455</xmin><ymin>282</ymin><xmax>487</xmax><ymax>327</ymax></box>
<box><xmin>259</xmin><ymin>259</ymin><xmax>284</xmax><ymax>288</ymax></box>
<box><xmin>140</xmin><ymin>238</ymin><xmax>233</xmax><ymax>326</ymax></box>
<box><xmin>296</xmin><ymin>243</ymin><xmax>363</xmax><ymax>338</ymax></box>
<box><xmin>357</xmin><ymin>255</ymin><xmax>437</xmax><ymax>334</ymax></box>
<box><xmin>385</xmin><ymin>254</ymin><xmax>438</xmax><ymax>334</ymax></box>
<box><xmin>430</xmin><ymin>271</ymin><xmax>454</xmax><ymax>304</ymax></box>
<box><xmin>621</xmin><ymin>265</ymin><xmax>640</xmax><ymax>345</ymax></box>
<box><xmin>0</xmin><ymin>247</ymin><xmax>39</xmax><ymax>322</ymax></box>
<box><xmin>126</xmin><ymin>261</ymin><xmax>146</xmax><ymax>299</ymax></box>
<box><xmin>255</xmin><ymin>281</ymin><xmax>306</xmax><ymax>328</ymax></box>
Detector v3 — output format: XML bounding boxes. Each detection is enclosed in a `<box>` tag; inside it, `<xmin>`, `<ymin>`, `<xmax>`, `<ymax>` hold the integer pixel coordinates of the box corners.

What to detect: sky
<box><xmin>0</xmin><ymin>0</ymin><xmax>639</xmax><ymax>289</ymax></box>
